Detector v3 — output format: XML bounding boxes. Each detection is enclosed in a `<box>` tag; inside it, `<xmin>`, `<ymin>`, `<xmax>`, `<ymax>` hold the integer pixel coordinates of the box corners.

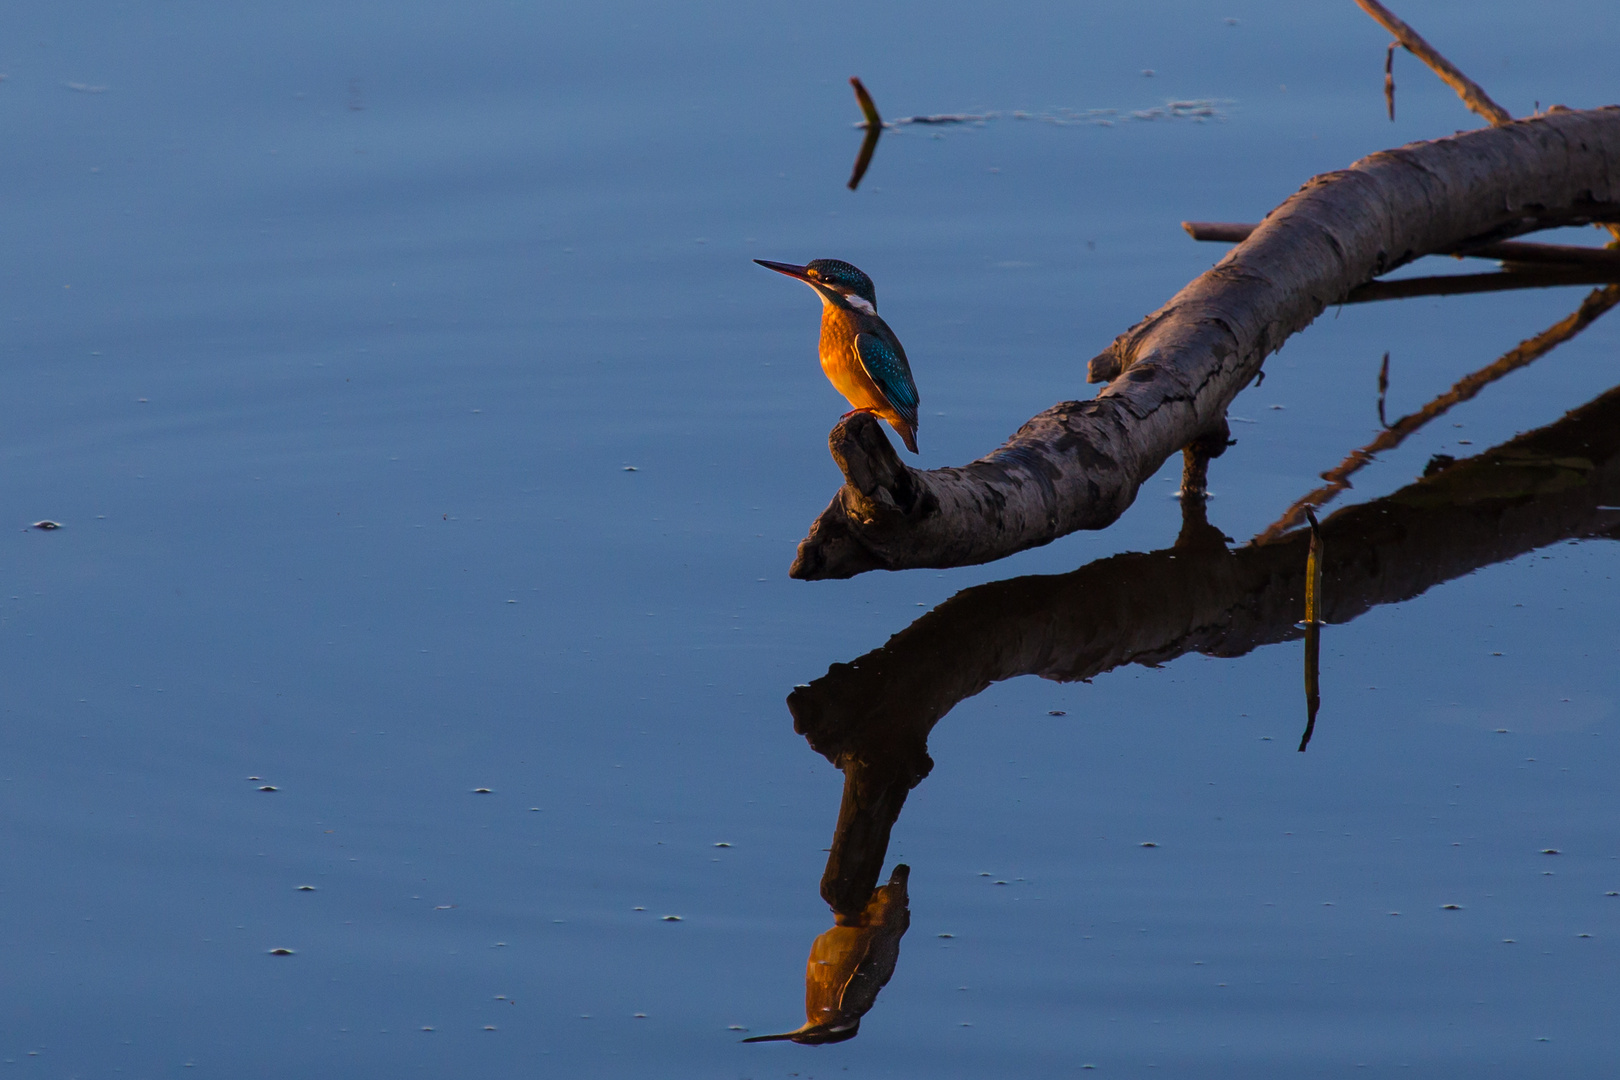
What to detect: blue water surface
<box><xmin>3</xmin><ymin>1</ymin><xmax>1619</xmax><ymax>1076</ymax></box>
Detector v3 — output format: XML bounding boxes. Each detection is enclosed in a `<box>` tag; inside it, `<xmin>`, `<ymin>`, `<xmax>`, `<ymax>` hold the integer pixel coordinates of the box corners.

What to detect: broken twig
<box><xmin>1384</xmin><ymin>41</ymin><xmax>1397</xmax><ymax>121</ymax></box>
<box><xmin>1353</xmin><ymin>0</ymin><xmax>1512</xmax><ymax>126</ymax></box>
<box><xmin>1376</xmin><ymin>352</ymin><xmax>1390</xmax><ymax>428</ymax></box>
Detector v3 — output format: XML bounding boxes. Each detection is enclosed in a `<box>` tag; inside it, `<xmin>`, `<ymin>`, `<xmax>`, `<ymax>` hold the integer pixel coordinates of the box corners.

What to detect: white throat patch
<box><xmin>842</xmin><ymin>294</ymin><xmax>876</xmax><ymax>316</ymax></box>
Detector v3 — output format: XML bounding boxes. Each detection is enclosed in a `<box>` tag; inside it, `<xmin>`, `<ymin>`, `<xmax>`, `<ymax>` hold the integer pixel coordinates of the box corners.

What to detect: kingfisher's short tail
<box><xmin>893</xmin><ymin>419</ymin><xmax>918</xmax><ymax>454</ymax></box>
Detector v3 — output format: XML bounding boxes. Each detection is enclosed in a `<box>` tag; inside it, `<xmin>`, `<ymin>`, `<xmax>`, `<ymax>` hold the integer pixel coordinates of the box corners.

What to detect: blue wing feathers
<box><xmin>854</xmin><ymin>333</ymin><xmax>919</xmax><ymax>426</ymax></box>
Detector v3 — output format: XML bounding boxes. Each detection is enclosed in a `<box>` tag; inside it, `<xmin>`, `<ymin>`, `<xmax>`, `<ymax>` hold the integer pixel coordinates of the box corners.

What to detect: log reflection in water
<box><xmin>1261</xmin><ymin>282</ymin><xmax>1620</xmax><ymax>541</ymax></box>
<box><xmin>789</xmin><ymin>381</ymin><xmax>1620</xmax><ymax>916</ymax></box>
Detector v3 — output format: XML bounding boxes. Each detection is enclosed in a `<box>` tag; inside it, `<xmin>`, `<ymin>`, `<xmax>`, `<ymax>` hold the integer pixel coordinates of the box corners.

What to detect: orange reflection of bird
<box><xmin>754</xmin><ymin>259</ymin><xmax>921</xmax><ymax>453</ymax></box>
<box><xmin>743</xmin><ymin>864</ymin><xmax>911</xmax><ymax>1045</ymax></box>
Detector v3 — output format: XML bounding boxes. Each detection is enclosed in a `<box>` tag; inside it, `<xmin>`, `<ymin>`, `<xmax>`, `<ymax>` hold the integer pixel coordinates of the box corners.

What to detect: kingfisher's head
<box><xmin>755</xmin><ymin>258</ymin><xmax>877</xmax><ymax>315</ymax></box>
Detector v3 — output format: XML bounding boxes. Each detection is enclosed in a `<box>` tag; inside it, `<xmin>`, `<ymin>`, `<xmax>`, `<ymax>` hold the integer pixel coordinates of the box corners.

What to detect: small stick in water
<box><xmin>1377</xmin><ymin>352</ymin><xmax>1390</xmax><ymax>428</ymax></box>
<box><xmin>850</xmin><ymin>77</ymin><xmax>882</xmax><ymax>129</ymax></box>
<box><xmin>1303</xmin><ymin>507</ymin><xmax>1324</xmax><ymax>628</ymax></box>
<box><xmin>1384</xmin><ymin>41</ymin><xmax>1397</xmax><ymax>121</ymax></box>
<box><xmin>1299</xmin><ymin>507</ymin><xmax>1324</xmax><ymax>752</ymax></box>
<box><xmin>847</xmin><ymin>78</ymin><xmax>884</xmax><ymax>191</ymax></box>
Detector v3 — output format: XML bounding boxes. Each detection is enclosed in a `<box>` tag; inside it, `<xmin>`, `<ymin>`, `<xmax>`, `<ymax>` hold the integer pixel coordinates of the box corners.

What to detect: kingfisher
<box><xmin>754</xmin><ymin>258</ymin><xmax>921</xmax><ymax>453</ymax></box>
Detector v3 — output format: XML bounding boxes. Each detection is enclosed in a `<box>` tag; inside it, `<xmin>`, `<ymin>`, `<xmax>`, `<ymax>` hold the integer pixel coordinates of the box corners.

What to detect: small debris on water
<box><xmin>31</xmin><ymin>521</ymin><xmax>61</xmax><ymax>530</ymax></box>
<box><xmin>421</xmin><ymin>1026</ymin><xmax>434</xmax><ymax>1032</ymax></box>
<box><xmin>1140</xmin><ymin>842</ymin><xmax>1158</xmax><ymax>848</ymax></box>
<box><xmin>472</xmin><ymin>787</ymin><xmax>493</xmax><ymax>794</ymax></box>
<box><xmin>938</xmin><ymin>933</ymin><xmax>954</xmax><ymax>938</ymax></box>
<box><xmin>268</xmin><ymin>948</ymin><xmax>295</xmax><ymax>956</ymax></box>
<box><xmin>623</xmin><ymin>466</ymin><xmax>638</xmax><ymax>472</ymax></box>
<box><xmin>296</xmin><ymin>885</ymin><xmax>316</xmax><ymax>891</ymax></box>
<box><xmin>1047</xmin><ymin>710</ymin><xmax>1066</xmax><ymax>716</ymax></box>
<box><xmin>483</xmin><ymin>1025</ymin><xmax>497</xmax><ymax>1031</ymax></box>
<box><xmin>259</xmin><ymin>785</ymin><xmax>278</xmax><ymax>792</ymax></box>
<box><xmin>634</xmin><ymin>1012</ymin><xmax>647</xmax><ymax>1018</ymax></box>
<box><xmin>713</xmin><ymin>842</ymin><xmax>731</xmax><ymax>848</ymax></box>
<box><xmin>1441</xmin><ymin>904</ymin><xmax>1463</xmax><ymax>910</ymax></box>
<box><xmin>728</xmin><ymin>1025</ymin><xmax>747</xmax><ymax>1031</ymax></box>
<box><xmin>1542</xmin><ymin>849</ymin><xmax>1561</xmax><ymax>855</ymax></box>
<box><xmin>662</xmin><ymin>915</ymin><xmax>682</xmax><ymax>921</ymax></box>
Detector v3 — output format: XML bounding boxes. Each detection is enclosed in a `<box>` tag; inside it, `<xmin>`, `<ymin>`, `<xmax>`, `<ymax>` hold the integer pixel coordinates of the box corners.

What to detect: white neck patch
<box><xmin>842</xmin><ymin>294</ymin><xmax>876</xmax><ymax>316</ymax></box>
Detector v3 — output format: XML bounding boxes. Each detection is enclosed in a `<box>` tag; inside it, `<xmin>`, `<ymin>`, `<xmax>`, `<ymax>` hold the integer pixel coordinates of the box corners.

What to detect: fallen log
<box><xmin>790</xmin><ymin>106</ymin><xmax>1620</xmax><ymax>580</ymax></box>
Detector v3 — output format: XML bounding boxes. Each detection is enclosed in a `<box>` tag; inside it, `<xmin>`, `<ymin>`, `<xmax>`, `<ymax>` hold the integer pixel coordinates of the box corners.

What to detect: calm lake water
<box><xmin>4</xmin><ymin>2</ymin><xmax>1619</xmax><ymax>1076</ymax></box>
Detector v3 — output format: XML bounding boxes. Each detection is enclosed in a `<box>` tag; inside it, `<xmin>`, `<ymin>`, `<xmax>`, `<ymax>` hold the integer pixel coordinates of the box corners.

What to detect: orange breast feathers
<box><xmin>818</xmin><ymin>310</ymin><xmax>890</xmax><ymax>416</ymax></box>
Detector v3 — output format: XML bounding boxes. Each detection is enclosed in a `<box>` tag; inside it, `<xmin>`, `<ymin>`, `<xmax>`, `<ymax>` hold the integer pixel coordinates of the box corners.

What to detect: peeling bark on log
<box><xmin>789</xmin><ymin>382</ymin><xmax>1620</xmax><ymax>909</ymax></box>
<box><xmin>790</xmin><ymin>106</ymin><xmax>1620</xmax><ymax>580</ymax></box>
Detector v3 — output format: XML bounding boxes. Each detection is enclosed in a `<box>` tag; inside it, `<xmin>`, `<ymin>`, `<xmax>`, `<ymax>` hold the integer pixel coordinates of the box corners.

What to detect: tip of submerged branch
<box><xmin>850</xmin><ymin>77</ymin><xmax>882</xmax><ymax>128</ymax></box>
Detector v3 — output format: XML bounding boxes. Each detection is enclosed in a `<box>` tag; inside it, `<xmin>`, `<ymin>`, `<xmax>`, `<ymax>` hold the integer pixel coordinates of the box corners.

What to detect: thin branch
<box><xmin>1255</xmin><ymin>282</ymin><xmax>1620</xmax><ymax>543</ymax></box>
<box><xmin>1183</xmin><ymin>221</ymin><xmax>1620</xmax><ymax>268</ymax></box>
<box><xmin>1353</xmin><ymin>0</ymin><xmax>1512</xmax><ymax>126</ymax></box>
<box><xmin>1345</xmin><ymin>266</ymin><xmax>1620</xmax><ymax>303</ymax></box>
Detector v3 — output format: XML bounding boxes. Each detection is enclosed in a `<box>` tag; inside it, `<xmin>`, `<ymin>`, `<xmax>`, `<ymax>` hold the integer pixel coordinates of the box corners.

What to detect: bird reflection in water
<box><xmin>750</xmin><ymin>377</ymin><xmax>1620</xmax><ymax>1042</ymax></box>
<box><xmin>742</xmin><ymin>865</ymin><xmax>911</xmax><ymax>1044</ymax></box>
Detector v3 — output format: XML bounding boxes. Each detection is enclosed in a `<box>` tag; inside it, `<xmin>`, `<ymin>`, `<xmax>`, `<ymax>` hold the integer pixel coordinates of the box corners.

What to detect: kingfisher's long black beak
<box><xmin>754</xmin><ymin>259</ymin><xmax>813</xmax><ymax>282</ymax></box>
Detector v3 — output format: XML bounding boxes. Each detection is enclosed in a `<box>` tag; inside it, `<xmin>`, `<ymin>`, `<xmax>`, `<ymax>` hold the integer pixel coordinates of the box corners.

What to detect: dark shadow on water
<box><xmin>756</xmin><ymin>381</ymin><xmax>1620</xmax><ymax>1040</ymax></box>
